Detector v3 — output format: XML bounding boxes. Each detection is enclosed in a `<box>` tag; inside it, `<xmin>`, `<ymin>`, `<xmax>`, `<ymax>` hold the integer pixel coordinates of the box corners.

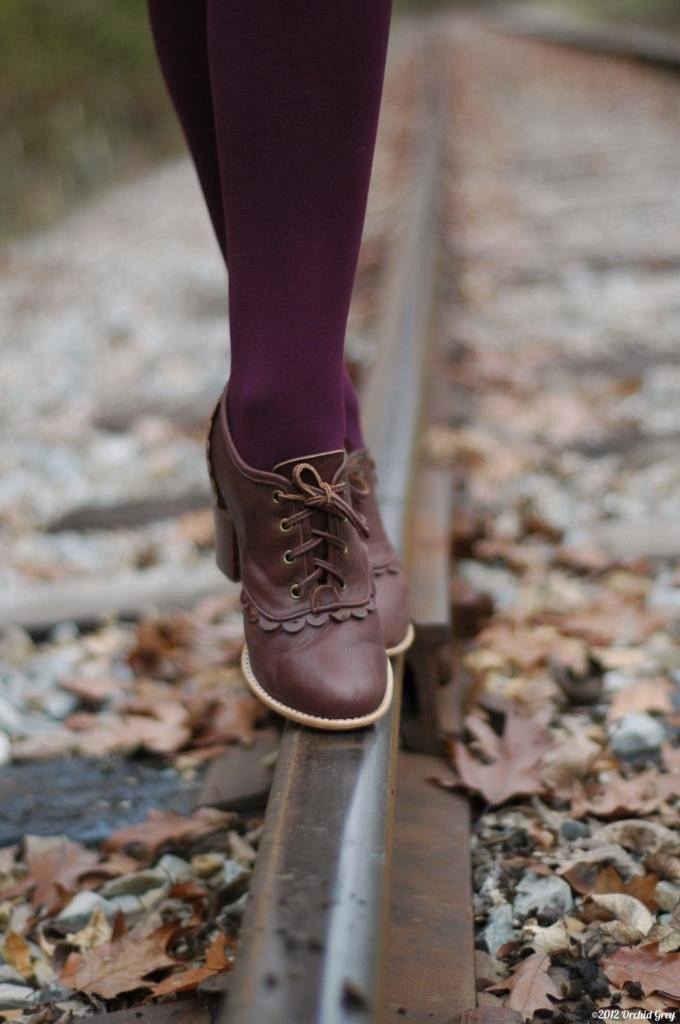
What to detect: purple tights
<box><xmin>147</xmin><ymin>0</ymin><xmax>392</xmax><ymax>469</ymax></box>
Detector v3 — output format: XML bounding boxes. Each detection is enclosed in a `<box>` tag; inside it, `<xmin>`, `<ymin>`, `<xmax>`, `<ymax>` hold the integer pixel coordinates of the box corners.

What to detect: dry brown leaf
<box><xmin>595</xmin><ymin>820</ymin><xmax>677</xmax><ymax>857</ymax></box>
<box><xmin>541</xmin><ymin>727</ymin><xmax>601</xmax><ymax>792</ymax></box>
<box><xmin>575</xmin><ymin>866</ymin><xmax>659</xmax><ymax>910</ymax></box>
<box><xmin>61</xmin><ymin>921</ymin><xmax>179</xmax><ymax>999</ymax></box>
<box><xmin>66</xmin><ymin>908</ymin><xmax>113</xmax><ymax>953</ymax></box>
<box><xmin>487</xmin><ymin>952</ymin><xmax>561</xmax><ymax>1020</ymax></box>
<box><xmin>609</xmin><ymin>678</ymin><xmax>674</xmax><ymax>720</ymax></box>
<box><xmin>602</xmin><ymin>943</ymin><xmax>680</xmax><ymax>999</ymax></box>
<box><xmin>152</xmin><ymin>932</ymin><xmax>235</xmax><ymax>996</ymax></box>
<box><xmin>553</xmin><ymin>544</ymin><xmax>613</xmax><ymax>574</ymax></box>
<box><xmin>102</xmin><ymin>807</ymin><xmax>236</xmax><ymax>860</ymax></box>
<box><xmin>538</xmin><ymin>597</ymin><xmax>666</xmax><ymax>647</ymax></box>
<box><xmin>3</xmin><ymin>932</ymin><xmax>32</xmax><ymax>978</ymax></box>
<box><xmin>19</xmin><ymin>837</ymin><xmax>101</xmax><ymax>914</ymax></box>
<box><xmin>572</xmin><ymin>770</ymin><xmax>679</xmax><ymax>820</ymax></box>
<box><xmin>60</xmin><ymin>677</ymin><xmax>118</xmax><ymax>706</ymax></box>
<box><xmin>645</xmin><ymin>853</ymin><xmax>680</xmax><ymax>884</ymax></box>
<box><xmin>589</xmin><ymin>894</ymin><xmax>654</xmax><ymax>938</ymax></box>
<box><xmin>194</xmin><ymin>696</ymin><xmax>265</xmax><ymax>747</ymax></box>
<box><xmin>475</xmin><ymin>623</ymin><xmax>578</xmax><ymax>673</ymax></box>
<box><xmin>450</xmin><ymin>708</ymin><xmax>552</xmax><ymax>806</ymax></box>
<box><xmin>618</xmin><ymin>992</ymin><xmax>680</xmax><ymax>1013</ymax></box>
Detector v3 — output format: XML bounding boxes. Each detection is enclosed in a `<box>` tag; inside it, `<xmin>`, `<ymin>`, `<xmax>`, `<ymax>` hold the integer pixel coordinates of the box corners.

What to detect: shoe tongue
<box><xmin>273</xmin><ymin>449</ymin><xmax>346</xmax><ymax>482</ymax></box>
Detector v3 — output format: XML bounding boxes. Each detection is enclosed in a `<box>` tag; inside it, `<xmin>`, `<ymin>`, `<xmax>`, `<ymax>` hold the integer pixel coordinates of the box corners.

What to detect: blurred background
<box><xmin>2</xmin><ymin>0</ymin><xmax>678</xmax><ymax>240</ymax></box>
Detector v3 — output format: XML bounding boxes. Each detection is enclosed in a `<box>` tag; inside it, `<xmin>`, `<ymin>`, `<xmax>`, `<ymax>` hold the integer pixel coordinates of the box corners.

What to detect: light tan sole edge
<box><xmin>241</xmin><ymin>645</ymin><xmax>394</xmax><ymax>731</ymax></box>
<box><xmin>386</xmin><ymin>621</ymin><xmax>415</xmax><ymax>657</ymax></box>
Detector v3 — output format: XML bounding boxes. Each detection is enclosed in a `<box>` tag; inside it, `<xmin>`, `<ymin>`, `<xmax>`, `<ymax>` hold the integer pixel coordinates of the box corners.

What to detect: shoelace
<box><xmin>347</xmin><ymin>456</ymin><xmax>371</xmax><ymax>501</ymax></box>
<box><xmin>276</xmin><ymin>463</ymin><xmax>369</xmax><ymax>597</ymax></box>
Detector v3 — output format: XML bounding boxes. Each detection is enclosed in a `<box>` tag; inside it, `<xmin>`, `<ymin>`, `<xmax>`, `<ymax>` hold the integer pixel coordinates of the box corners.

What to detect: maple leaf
<box><xmin>450</xmin><ymin>708</ymin><xmax>552</xmax><ymax>806</ymax></box>
<box><xmin>487</xmin><ymin>952</ymin><xmax>561</xmax><ymax>1020</ymax></box>
<box><xmin>61</xmin><ymin>920</ymin><xmax>179</xmax><ymax>999</ymax></box>
<box><xmin>602</xmin><ymin>943</ymin><xmax>680</xmax><ymax>999</ymax></box>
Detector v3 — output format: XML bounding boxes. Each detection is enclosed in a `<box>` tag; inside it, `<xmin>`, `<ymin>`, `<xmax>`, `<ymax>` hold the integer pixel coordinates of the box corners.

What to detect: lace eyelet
<box><xmin>289</xmin><ymin>583</ymin><xmax>302</xmax><ymax>599</ymax></box>
<box><xmin>280</xmin><ymin>518</ymin><xmax>292</xmax><ymax>532</ymax></box>
<box><xmin>272</xmin><ymin>490</ymin><xmax>283</xmax><ymax>504</ymax></box>
<box><xmin>342</xmin><ymin>544</ymin><xmax>348</xmax><ymax>555</ymax></box>
<box><xmin>283</xmin><ymin>550</ymin><xmax>294</xmax><ymax>564</ymax></box>
<box><xmin>338</xmin><ymin>580</ymin><xmax>348</xmax><ymax>591</ymax></box>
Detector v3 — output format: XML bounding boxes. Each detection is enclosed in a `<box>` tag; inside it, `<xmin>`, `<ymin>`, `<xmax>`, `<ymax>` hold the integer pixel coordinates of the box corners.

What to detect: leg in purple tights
<box><xmin>148</xmin><ymin>0</ymin><xmax>390</xmax><ymax>468</ymax></box>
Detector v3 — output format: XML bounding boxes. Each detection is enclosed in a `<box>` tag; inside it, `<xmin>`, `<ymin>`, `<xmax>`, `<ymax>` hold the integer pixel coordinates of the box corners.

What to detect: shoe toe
<box><xmin>246</xmin><ymin>616</ymin><xmax>390</xmax><ymax>726</ymax></box>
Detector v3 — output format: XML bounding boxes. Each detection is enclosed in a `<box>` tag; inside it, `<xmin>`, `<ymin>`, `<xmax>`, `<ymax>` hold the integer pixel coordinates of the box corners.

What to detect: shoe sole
<box><xmin>241</xmin><ymin>645</ymin><xmax>394</xmax><ymax>731</ymax></box>
<box><xmin>386</xmin><ymin>621</ymin><xmax>415</xmax><ymax>657</ymax></box>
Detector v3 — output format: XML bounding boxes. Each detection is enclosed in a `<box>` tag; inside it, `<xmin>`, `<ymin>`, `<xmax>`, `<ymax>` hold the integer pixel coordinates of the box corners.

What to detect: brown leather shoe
<box><xmin>346</xmin><ymin>448</ymin><xmax>414</xmax><ymax>656</ymax></box>
<box><xmin>207</xmin><ymin>394</ymin><xmax>392</xmax><ymax>730</ymax></box>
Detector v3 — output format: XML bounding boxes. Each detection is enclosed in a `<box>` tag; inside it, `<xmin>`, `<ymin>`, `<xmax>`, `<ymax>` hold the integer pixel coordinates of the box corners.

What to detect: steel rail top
<box><xmin>219</xmin><ymin>47</ymin><xmax>443</xmax><ymax>1024</ymax></box>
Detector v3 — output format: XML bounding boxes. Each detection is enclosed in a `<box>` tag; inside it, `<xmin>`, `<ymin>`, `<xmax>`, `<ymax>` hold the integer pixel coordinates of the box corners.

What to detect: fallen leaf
<box><xmin>193</xmin><ymin>696</ymin><xmax>264</xmax><ymax>747</ymax></box>
<box><xmin>560</xmin><ymin>845</ymin><xmax>644</xmax><ymax>893</ymax></box>
<box><xmin>15</xmin><ymin>836</ymin><xmax>101</xmax><ymax>914</ymax></box>
<box><xmin>60</xmin><ymin>677</ymin><xmax>118</xmax><ymax>706</ymax></box>
<box><xmin>103</xmin><ymin>807</ymin><xmax>236</xmax><ymax>860</ymax></box>
<box><xmin>589</xmin><ymin>894</ymin><xmax>655</xmax><ymax>938</ymax></box>
<box><xmin>538</xmin><ymin>598</ymin><xmax>666</xmax><ymax>647</ymax></box>
<box><xmin>3</xmin><ymin>932</ymin><xmax>32</xmax><ymax>978</ymax></box>
<box><xmin>602</xmin><ymin>943</ymin><xmax>680</xmax><ymax>999</ymax></box>
<box><xmin>450</xmin><ymin>708</ymin><xmax>552</xmax><ymax>806</ymax></box>
<box><xmin>572</xmin><ymin>770</ymin><xmax>680</xmax><ymax>820</ymax></box>
<box><xmin>66</xmin><ymin>908</ymin><xmax>113</xmax><ymax>953</ymax></box>
<box><xmin>645</xmin><ymin>853</ymin><xmax>680</xmax><ymax>883</ymax></box>
<box><xmin>487</xmin><ymin>952</ymin><xmax>561</xmax><ymax>1019</ymax></box>
<box><xmin>609</xmin><ymin>678</ymin><xmax>674</xmax><ymax>720</ymax></box>
<box><xmin>593</xmin><ymin>821</ymin><xmax>677</xmax><ymax>857</ymax></box>
<box><xmin>524</xmin><ymin>919</ymin><xmax>575</xmax><ymax>955</ymax></box>
<box><xmin>151</xmin><ymin>932</ymin><xmax>235</xmax><ymax>997</ymax></box>
<box><xmin>553</xmin><ymin>544</ymin><xmax>612</xmax><ymax>574</ymax></box>
<box><xmin>572</xmin><ymin>865</ymin><xmax>659</xmax><ymax>910</ymax></box>
<box><xmin>475</xmin><ymin>623</ymin><xmax>579</xmax><ymax>673</ymax></box>
<box><xmin>61</xmin><ymin>920</ymin><xmax>179</xmax><ymax>999</ymax></box>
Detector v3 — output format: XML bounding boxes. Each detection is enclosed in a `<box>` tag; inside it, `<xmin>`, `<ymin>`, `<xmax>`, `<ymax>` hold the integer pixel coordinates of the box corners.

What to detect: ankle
<box><xmin>226</xmin><ymin>381</ymin><xmax>345</xmax><ymax>471</ymax></box>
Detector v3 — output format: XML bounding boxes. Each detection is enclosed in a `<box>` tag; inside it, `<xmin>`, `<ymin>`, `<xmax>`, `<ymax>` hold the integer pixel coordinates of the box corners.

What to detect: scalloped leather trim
<box><xmin>241</xmin><ymin>589</ymin><xmax>377</xmax><ymax>633</ymax></box>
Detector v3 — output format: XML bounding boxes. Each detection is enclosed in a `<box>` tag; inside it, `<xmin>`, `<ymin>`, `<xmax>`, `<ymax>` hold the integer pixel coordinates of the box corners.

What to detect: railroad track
<box><xmin>52</xmin><ymin>30</ymin><xmax>476</xmax><ymax>1024</ymax></box>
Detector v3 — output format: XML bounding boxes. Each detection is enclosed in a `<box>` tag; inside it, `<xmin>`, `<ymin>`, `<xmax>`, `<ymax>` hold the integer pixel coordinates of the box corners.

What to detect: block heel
<box><xmin>214</xmin><ymin>501</ymin><xmax>241</xmax><ymax>581</ymax></box>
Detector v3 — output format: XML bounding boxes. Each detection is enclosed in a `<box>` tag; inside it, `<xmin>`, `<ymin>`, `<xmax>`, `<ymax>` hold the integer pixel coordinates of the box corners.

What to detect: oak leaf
<box><xmin>602</xmin><ymin>943</ymin><xmax>680</xmax><ymax>999</ymax></box>
<box><xmin>451</xmin><ymin>709</ymin><xmax>552</xmax><ymax>806</ymax></box>
<box><xmin>102</xmin><ymin>807</ymin><xmax>236</xmax><ymax>860</ymax></box>
<box><xmin>487</xmin><ymin>953</ymin><xmax>561</xmax><ymax>1020</ymax></box>
<box><xmin>60</xmin><ymin>921</ymin><xmax>179</xmax><ymax>998</ymax></box>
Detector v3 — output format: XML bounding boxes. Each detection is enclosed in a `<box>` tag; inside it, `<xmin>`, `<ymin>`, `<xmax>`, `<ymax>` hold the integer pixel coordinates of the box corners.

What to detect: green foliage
<box><xmin>0</xmin><ymin>0</ymin><xmax>179</xmax><ymax>237</ymax></box>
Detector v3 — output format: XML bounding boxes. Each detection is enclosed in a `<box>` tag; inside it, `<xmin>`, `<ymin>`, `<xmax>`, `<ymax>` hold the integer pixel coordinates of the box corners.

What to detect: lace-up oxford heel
<box><xmin>206</xmin><ymin>390</ymin><xmax>392</xmax><ymax>730</ymax></box>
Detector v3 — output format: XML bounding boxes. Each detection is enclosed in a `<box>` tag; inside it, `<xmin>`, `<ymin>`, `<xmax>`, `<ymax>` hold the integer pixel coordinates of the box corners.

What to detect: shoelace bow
<box><xmin>278</xmin><ymin>462</ymin><xmax>369</xmax><ymax>596</ymax></box>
